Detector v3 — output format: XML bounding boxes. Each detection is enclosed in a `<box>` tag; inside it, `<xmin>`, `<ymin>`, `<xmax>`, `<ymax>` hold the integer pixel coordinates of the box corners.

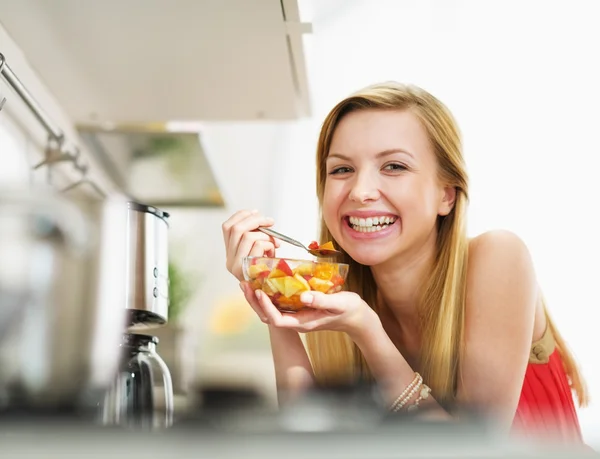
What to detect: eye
<box><xmin>328</xmin><ymin>166</ymin><xmax>353</xmax><ymax>175</ymax></box>
<box><xmin>383</xmin><ymin>163</ymin><xmax>407</xmax><ymax>172</ymax></box>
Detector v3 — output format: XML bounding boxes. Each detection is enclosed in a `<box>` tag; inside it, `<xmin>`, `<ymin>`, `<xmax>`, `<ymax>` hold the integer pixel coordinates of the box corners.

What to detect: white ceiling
<box><xmin>0</xmin><ymin>0</ymin><xmax>313</xmax><ymax>124</ymax></box>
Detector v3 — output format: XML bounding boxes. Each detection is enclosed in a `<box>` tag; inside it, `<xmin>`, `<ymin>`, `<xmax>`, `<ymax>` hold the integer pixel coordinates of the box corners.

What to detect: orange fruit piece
<box><xmin>319</xmin><ymin>241</ymin><xmax>335</xmax><ymax>251</ymax></box>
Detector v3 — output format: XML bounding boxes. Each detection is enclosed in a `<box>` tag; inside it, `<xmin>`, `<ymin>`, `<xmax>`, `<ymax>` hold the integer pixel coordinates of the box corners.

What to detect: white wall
<box><xmin>0</xmin><ymin>112</ymin><xmax>32</xmax><ymax>186</ymax></box>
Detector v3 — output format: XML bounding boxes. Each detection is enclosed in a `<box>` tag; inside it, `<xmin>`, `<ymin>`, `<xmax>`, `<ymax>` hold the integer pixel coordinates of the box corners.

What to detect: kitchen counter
<box><xmin>0</xmin><ymin>415</ymin><xmax>594</xmax><ymax>459</ymax></box>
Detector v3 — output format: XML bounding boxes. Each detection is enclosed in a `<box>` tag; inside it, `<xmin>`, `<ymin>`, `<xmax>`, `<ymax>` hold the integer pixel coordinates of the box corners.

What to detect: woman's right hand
<box><xmin>222</xmin><ymin>209</ymin><xmax>280</xmax><ymax>281</ymax></box>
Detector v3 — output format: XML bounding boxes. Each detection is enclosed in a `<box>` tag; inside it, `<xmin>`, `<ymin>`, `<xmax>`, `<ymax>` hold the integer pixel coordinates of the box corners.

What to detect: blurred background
<box><xmin>0</xmin><ymin>0</ymin><xmax>598</xmax><ymax>450</ymax></box>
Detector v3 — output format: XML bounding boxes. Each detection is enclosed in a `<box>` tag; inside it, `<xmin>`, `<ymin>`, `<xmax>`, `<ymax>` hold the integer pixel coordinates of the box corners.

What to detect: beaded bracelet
<box><xmin>389</xmin><ymin>372</ymin><xmax>422</xmax><ymax>412</ymax></box>
<box><xmin>392</xmin><ymin>379</ymin><xmax>423</xmax><ymax>412</ymax></box>
<box><xmin>406</xmin><ymin>383</ymin><xmax>431</xmax><ymax>412</ymax></box>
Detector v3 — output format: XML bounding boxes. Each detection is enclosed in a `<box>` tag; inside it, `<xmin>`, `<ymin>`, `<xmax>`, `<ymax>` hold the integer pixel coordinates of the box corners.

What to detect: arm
<box><xmin>268</xmin><ymin>325</ymin><xmax>316</xmax><ymax>403</ymax></box>
<box><xmin>349</xmin><ymin>315</ymin><xmax>451</xmax><ymax>419</ymax></box>
<box><xmin>455</xmin><ymin>230</ymin><xmax>538</xmax><ymax>427</ymax></box>
<box><xmin>240</xmin><ymin>284</ymin><xmax>315</xmax><ymax>403</ymax></box>
<box><xmin>221</xmin><ymin>210</ymin><xmax>316</xmax><ymax>402</ymax></box>
<box><xmin>351</xmin><ymin>230</ymin><xmax>538</xmax><ymax>427</ymax></box>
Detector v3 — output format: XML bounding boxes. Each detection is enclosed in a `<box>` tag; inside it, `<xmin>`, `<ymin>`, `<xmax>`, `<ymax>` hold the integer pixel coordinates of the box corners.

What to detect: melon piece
<box><xmin>293</xmin><ymin>273</ymin><xmax>310</xmax><ymax>291</ymax></box>
<box><xmin>267</xmin><ymin>277</ymin><xmax>287</xmax><ymax>295</ymax></box>
<box><xmin>262</xmin><ymin>278</ymin><xmax>279</xmax><ymax>296</ymax></box>
<box><xmin>269</xmin><ymin>259</ymin><xmax>293</xmax><ymax>278</ymax></box>
<box><xmin>248</xmin><ymin>263</ymin><xmax>270</xmax><ymax>279</ymax></box>
<box><xmin>293</xmin><ymin>262</ymin><xmax>314</xmax><ymax>276</ymax></box>
<box><xmin>282</xmin><ymin>275</ymin><xmax>310</xmax><ymax>298</ymax></box>
<box><xmin>308</xmin><ymin>277</ymin><xmax>334</xmax><ymax>293</ymax></box>
<box><xmin>319</xmin><ymin>241</ymin><xmax>335</xmax><ymax>251</ymax></box>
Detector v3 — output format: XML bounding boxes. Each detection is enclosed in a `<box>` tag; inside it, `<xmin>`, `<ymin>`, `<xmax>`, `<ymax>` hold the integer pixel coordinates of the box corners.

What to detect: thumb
<box><xmin>299</xmin><ymin>290</ymin><xmax>351</xmax><ymax>313</ymax></box>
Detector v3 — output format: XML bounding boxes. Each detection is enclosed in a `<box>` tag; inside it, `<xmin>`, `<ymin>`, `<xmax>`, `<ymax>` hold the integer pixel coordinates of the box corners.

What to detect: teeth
<box><xmin>348</xmin><ymin>215</ymin><xmax>397</xmax><ymax>232</ymax></box>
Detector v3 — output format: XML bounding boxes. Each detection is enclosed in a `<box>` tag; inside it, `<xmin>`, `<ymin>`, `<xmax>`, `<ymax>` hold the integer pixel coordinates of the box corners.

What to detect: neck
<box><xmin>370</xmin><ymin>228</ymin><xmax>438</xmax><ymax>329</ymax></box>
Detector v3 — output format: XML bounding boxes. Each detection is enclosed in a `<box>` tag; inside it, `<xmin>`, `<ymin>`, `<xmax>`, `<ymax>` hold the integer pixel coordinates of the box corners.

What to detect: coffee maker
<box><xmin>101</xmin><ymin>202</ymin><xmax>174</xmax><ymax>429</ymax></box>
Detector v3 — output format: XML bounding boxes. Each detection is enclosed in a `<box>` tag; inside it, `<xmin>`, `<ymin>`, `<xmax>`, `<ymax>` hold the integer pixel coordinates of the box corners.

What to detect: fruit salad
<box><xmin>307</xmin><ymin>240</ymin><xmax>339</xmax><ymax>256</ymax></box>
<box><xmin>242</xmin><ymin>256</ymin><xmax>349</xmax><ymax>313</ymax></box>
<box><xmin>308</xmin><ymin>240</ymin><xmax>336</xmax><ymax>251</ymax></box>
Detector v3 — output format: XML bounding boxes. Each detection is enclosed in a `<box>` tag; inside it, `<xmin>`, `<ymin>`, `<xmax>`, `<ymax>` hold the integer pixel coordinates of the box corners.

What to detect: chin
<box><xmin>340</xmin><ymin>246</ymin><xmax>391</xmax><ymax>267</ymax></box>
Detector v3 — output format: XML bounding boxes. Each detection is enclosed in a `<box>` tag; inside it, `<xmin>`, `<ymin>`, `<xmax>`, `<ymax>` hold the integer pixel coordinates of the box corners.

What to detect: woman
<box><xmin>221</xmin><ymin>82</ymin><xmax>588</xmax><ymax>444</ymax></box>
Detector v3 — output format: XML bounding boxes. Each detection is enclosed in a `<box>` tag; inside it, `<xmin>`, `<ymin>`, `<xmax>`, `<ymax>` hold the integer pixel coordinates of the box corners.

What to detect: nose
<box><xmin>348</xmin><ymin>172</ymin><xmax>380</xmax><ymax>204</ymax></box>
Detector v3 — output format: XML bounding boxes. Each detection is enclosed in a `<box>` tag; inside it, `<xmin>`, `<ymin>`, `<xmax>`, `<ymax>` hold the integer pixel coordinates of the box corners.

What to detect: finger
<box><xmin>255</xmin><ymin>289</ymin><xmax>292</xmax><ymax>327</ymax></box>
<box><xmin>235</xmin><ymin>232</ymin><xmax>277</xmax><ymax>261</ymax></box>
<box><xmin>247</xmin><ymin>239</ymin><xmax>277</xmax><ymax>258</ymax></box>
<box><xmin>226</xmin><ymin>227</ymin><xmax>276</xmax><ymax>277</ymax></box>
<box><xmin>222</xmin><ymin>209</ymin><xmax>257</xmax><ymax>245</ymax></box>
<box><xmin>254</xmin><ymin>290</ymin><xmax>320</xmax><ymax>329</ymax></box>
<box><xmin>223</xmin><ymin>210</ymin><xmax>271</xmax><ymax>257</ymax></box>
<box><xmin>229</xmin><ymin>238</ymin><xmax>278</xmax><ymax>280</ymax></box>
<box><xmin>227</xmin><ymin>214</ymin><xmax>276</xmax><ymax>259</ymax></box>
<box><xmin>240</xmin><ymin>282</ymin><xmax>269</xmax><ymax>323</ymax></box>
<box><xmin>298</xmin><ymin>290</ymin><xmax>349</xmax><ymax>314</ymax></box>
<box><xmin>255</xmin><ymin>290</ymin><xmax>335</xmax><ymax>333</ymax></box>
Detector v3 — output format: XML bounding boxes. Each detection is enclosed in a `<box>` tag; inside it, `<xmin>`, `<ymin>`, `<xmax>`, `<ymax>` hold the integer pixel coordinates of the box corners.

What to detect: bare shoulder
<box><xmin>467</xmin><ymin>230</ymin><xmax>534</xmax><ymax>287</ymax></box>
<box><xmin>466</xmin><ymin>228</ymin><xmax>542</xmax><ymax>335</ymax></box>
<box><xmin>466</xmin><ymin>229</ymin><xmax>538</xmax><ymax>313</ymax></box>
<box><xmin>468</xmin><ymin>229</ymin><xmax>532</xmax><ymax>265</ymax></box>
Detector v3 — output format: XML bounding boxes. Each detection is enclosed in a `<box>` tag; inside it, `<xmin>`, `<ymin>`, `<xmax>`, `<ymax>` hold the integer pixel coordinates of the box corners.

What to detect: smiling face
<box><xmin>322</xmin><ymin>108</ymin><xmax>456</xmax><ymax>267</ymax></box>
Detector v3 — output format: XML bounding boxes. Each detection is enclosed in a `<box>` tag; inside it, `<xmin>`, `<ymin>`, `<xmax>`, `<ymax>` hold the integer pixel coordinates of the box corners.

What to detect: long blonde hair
<box><xmin>305</xmin><ymin>82</ymin><xmax>588</xmax><ymax>409</ymax></box>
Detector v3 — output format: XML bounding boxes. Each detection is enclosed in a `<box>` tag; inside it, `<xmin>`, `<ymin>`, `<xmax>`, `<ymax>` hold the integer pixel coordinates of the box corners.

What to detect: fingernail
<box><xmin>251</xmin><ymin>209</ymin><xmax>259</xmax><ymax>214</ymax></box>
<box><xmin>300</xmin><ymin>292</ymin><xmax>314</xmax><ymax>304</ymax></box>
<box><xmin>255</xmin><ymin>289</ymin><xmax>262</xmax><ymax>300</ymax></box>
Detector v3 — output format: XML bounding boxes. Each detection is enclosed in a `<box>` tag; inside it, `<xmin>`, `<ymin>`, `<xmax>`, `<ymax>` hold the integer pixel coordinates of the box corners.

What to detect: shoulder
<box><xmin>465</xmin><ymin>229</ymin><xmax>538</xmax><ymax>329</ymax></box>
<box><xmin>468</xmin><ymin>229</ymin><xmax>532</xmax><ymax>265</ymax></box>
<box><xmin>467</xmin><ymin>230</ymin><xmax>536</xmax><ymax>289</ymax></box>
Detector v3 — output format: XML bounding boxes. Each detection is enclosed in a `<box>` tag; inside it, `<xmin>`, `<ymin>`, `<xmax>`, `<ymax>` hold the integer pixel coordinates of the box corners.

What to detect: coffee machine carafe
<box><xmin>102</xmin><ymin>333</ymin><xmax>173</xmax><ymax>429</ymax></box>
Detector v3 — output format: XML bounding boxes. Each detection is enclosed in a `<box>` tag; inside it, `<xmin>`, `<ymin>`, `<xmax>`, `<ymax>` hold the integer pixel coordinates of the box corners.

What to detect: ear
<box><xmin>438</xmin><ymin>186</ymin><xmax>457</xmax><ymax>216</ymax></box>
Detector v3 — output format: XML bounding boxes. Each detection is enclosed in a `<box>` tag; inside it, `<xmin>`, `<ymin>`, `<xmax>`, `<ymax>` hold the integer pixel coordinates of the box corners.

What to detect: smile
<box><xmin>347</xmin><ymin>215</ymin><xmax>398</xmax><ymax>233</ymax></box>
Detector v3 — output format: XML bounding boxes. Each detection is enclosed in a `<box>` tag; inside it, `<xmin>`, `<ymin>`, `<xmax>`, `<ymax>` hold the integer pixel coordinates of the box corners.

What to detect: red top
<box><xmin>511</xmin><ymin>326</ymin><xmax>584</xmax><ymax>444</ymax></box>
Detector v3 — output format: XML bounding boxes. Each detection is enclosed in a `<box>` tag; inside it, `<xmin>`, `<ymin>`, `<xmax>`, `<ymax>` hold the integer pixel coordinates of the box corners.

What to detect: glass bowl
<box><xmin>241</xmin><ymin>256</ymin><xmax>350</xmax><ymax>313</ymax></box>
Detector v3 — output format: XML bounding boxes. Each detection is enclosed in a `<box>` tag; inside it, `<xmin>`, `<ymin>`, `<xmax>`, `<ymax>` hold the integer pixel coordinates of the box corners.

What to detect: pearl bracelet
<box><xmin>389</xmin><ymin>372</ymin><xmax>422</xmax><ymax>412</ymax></box>
<box><xmin>406</xmin><ymin>384</ymin><xmax>431</xmax><ymax>412</ymax></box>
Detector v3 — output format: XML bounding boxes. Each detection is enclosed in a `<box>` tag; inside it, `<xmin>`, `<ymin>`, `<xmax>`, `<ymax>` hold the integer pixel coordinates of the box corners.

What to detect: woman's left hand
<box><xmin>253</xmin><ymin>287</ymin><xmax>380</xmax><ymax>340</ymax></box>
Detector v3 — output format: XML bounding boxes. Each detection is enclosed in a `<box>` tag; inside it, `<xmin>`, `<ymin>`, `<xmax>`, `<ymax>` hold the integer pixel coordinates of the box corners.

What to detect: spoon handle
<box><xmin>257</xmin><ymin>227</ymin><xmax>307</xmax><ymax>251</ymax></box>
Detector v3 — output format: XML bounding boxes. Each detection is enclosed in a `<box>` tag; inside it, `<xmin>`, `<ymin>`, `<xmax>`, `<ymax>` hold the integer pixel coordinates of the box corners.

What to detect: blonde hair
<box><xmin>305</xmin><ymin>81</ymin><xmax>588</xmax><ymax>409</ymax></box>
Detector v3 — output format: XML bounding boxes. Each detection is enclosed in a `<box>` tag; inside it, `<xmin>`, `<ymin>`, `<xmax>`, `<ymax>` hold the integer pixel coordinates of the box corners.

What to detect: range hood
<box><xmin>77</xmin><ymin>124</ymin><xmax>224</xmax><ymax>208</ymax></box>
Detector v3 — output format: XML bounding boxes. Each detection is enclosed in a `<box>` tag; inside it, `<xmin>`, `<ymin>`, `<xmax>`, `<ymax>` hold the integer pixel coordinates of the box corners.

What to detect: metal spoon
<box><xmin>257</xmin><ymin>227</ymin><xmax>342</xmax><ymax>258</ymax></box>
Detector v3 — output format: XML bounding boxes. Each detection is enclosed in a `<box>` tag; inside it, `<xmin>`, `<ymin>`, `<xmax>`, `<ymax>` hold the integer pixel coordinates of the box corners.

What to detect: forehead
<box><xmin>329</xmin><ymin>109</ymin><xmax>432</xmax><ymax>159</ymax></box>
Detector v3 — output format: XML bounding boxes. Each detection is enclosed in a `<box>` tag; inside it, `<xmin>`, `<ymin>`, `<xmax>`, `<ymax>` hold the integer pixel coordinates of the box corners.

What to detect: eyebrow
<box><xmin>327</xmin><ymin>148</ymin><xmax>414</xmax><ymax>161</ymax></box>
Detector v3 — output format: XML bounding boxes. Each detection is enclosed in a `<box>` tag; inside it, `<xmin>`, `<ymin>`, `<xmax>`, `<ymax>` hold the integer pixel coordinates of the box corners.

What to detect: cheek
<box><xmin>395</xmin><ymin>180</ymin><xmax>440</xmax><ymax>220</ymax></box>
<box><xmin>322</xmin><ymin>183</ymin><xmax>343</xmax><ymax>230</ymax></box>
